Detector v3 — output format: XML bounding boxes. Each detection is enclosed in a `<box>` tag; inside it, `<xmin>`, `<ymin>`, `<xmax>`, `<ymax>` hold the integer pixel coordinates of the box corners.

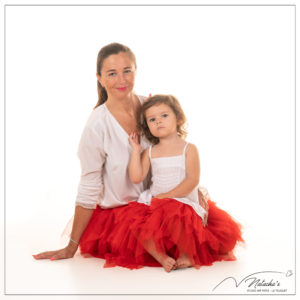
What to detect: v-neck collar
<box><xmin>104</xmin><ymin>95</ymin><xmax>143</xmax><ymax>138</ymax></box>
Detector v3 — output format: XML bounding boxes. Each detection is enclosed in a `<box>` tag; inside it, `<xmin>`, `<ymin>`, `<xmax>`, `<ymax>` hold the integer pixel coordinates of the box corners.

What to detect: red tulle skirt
<box><xmin>79</xmin><ymin>198</ymin><xmax>243</xmax><ymax>269</ymax></box>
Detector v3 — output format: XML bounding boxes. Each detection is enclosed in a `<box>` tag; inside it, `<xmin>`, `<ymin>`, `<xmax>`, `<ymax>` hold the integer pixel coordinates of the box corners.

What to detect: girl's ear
<box><xmin>176</xmin><ymin>118</ymin><xmax>182</xmax><ymax>131</ymax></box>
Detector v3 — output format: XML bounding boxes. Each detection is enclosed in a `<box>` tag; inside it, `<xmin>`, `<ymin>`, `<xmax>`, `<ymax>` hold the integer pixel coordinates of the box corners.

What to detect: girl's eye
<box><xmin>162</xmin><ymin>114</ymin><xmax>168</xmax><ymax>118</ymax></box>
<box><xmin>149</xmin><ymin>118</ymin><xmax>155</xmax><ymax>122</ymax></box>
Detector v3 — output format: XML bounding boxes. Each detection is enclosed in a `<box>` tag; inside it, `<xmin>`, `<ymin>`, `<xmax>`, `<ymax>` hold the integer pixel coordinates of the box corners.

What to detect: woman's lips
<box><xmin>117</xmin><ymin>87</ymin><xmax>127</xmax><ymax>91</ymax></box>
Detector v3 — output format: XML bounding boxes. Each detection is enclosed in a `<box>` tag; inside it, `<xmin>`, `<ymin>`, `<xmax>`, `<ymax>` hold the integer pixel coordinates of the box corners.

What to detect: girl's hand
<box><xmin>154</xmin><ymin>193</ymin><xmax>170</xmax><ymax>199</ymax></box>
<box><xmin>32</xmin><ymin>243</ymin><xmax>78</xmax><ymax>261</ymax></box>
<box><xmin>129</xmin><ymin>132</ymin><xmax>142</xmax><ymax>152</ymax></box>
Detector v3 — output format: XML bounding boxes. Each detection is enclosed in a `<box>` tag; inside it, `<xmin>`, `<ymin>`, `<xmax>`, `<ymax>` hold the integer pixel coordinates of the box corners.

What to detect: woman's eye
<box><xmin>124</xmin><ymin>69</ymin><xmax>132</xmax><ymax>74</ymax></box>
<box><xmin>108</xmin><ymin>72</ymin><xmax>116</xmax><ymax>77</ymax></box>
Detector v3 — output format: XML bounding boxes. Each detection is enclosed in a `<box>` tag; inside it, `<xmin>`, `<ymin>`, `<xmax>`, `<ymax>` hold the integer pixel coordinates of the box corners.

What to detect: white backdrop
<box><xmin>2</xmin><ymin>3</ymin><xmax>296</xmax><ymax>297</ymax></box>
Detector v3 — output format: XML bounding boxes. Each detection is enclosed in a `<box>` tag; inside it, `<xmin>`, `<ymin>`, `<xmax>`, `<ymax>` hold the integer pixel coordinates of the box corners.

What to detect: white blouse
<box><xmin>75</xmin><ymin>96</ymin><xmax>151</xmax><ymax>209</ymax></box>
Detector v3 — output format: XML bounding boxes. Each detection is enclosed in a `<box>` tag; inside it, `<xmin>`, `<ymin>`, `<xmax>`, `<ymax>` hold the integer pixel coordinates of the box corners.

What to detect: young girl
<box><xmin>104</xmin><ymin>95</ymin><xmax>243</xmax><ymax>272</ymax></box>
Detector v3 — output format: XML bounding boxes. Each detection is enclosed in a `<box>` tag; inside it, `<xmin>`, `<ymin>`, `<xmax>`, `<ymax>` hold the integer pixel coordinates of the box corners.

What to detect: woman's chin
<box><xmin>113</xmin><ymin>89</ymin><xmax>134</xmax><ymax>99</ymax></box>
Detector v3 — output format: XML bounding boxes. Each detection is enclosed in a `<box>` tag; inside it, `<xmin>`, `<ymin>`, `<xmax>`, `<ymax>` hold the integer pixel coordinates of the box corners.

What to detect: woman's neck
<box><xmin>106</xmin><ymin>92</ymin><xmax>137</xmax><ymax>114</ymax></box>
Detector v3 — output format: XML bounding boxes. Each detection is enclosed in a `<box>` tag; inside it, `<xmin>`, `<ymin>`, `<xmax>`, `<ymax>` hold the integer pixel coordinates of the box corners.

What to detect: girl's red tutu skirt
<box><xmin>79</xmin><ymin>198</ymin><xmax>243</xmax><ymax>269</ymax></box>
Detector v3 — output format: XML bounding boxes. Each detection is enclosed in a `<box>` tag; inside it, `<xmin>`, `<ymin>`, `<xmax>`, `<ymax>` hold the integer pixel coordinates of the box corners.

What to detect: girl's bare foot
<box><xmin>176</xmin><ymin>254</ymin><xmax>192</xmax><ymax>269</ymax></box>
<box><xmin>160</xmin><ymin>256</ymin><xmax>177</xmax><ymax>272</ymax></box>
<box><xmin>143</xmin><ymin>238</ymin><xmax>176</xmax><ymax>272</ymax></box>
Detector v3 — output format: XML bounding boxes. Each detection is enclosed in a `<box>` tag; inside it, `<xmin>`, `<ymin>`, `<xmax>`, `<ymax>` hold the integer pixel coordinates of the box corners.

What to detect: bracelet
<box><xmin>70</xmin><ymin>238</ymin><xmax>79</xmax><ymax>245</ymax></box>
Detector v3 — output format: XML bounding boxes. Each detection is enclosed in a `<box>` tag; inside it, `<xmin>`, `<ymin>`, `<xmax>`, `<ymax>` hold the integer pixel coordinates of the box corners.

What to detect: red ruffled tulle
<box><xmin>79</xmin><ymin>198</ymin><xmax>243</xmax><ymax>269</ymax></box>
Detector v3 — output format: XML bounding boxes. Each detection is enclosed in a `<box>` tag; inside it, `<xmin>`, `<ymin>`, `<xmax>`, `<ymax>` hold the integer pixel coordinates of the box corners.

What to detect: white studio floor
<box><xmin>2</xmin><ymin>213</ymin><xmax>297</xmax><ymax>300</ymax></box>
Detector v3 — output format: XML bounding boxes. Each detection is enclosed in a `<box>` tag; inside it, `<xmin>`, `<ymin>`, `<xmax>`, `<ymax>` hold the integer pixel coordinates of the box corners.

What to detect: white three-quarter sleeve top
<box><xmin>75</xmin><ymin>96</ymin><xmax>150</xmax><ymax>209</ymax></box>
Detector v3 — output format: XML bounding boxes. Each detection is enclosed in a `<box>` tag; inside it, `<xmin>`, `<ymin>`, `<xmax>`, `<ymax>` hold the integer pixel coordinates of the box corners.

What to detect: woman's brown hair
<box><xmin>139</xmin><ymin>94</ymin><xmax>188</xmax><ymax>144</ymax></box>
<box><xmin>94</xmin><ymin>43</ymin><xmax>136</xmax><ymax>109</ymax></box>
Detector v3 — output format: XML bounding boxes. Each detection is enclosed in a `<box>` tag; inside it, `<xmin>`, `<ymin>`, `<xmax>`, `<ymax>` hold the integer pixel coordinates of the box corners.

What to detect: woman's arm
<box><xmin>155</xmin><ymin>143</ymin><xmax>200</xmax><ymax>199</ymax></box>
<box><xmin>33</xmin><ymin>206</ymin><xmax>93</xmax><ymax>260</ymax></box>
<box><xmin>34</xmin><ymin>118</ymin><xmax>106</xmax><ymax>260</ymax></box>
<box><xmin>129</xmin><ymin>132</ymin><xmax>150</xmax><ymax>183</ymax></box>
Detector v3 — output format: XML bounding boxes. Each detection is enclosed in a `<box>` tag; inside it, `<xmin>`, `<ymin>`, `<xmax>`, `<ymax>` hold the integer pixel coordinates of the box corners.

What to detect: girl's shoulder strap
<box><xmin>183</xmin><ymin>142</ymin><xmax>189</xmax><ymax>155</ymax></box>
<box><xmin>148</xmin><ymin>145</ymin><xmax>153</xmax><ymax>158</ymax></box>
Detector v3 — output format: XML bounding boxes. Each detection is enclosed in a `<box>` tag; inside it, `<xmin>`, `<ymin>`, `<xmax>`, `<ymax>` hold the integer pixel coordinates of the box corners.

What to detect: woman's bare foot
<box><xmin>160</xmin><ymin>256</ymin><xmax>177</xmax><ymax>272</ymax></box>
<box><xmin>176</xmin><ymin>254</ymin><xmax>192</xmax><ymax>269</ymax></box>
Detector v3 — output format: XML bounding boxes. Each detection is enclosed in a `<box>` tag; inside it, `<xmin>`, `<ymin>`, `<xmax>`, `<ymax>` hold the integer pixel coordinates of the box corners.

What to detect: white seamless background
<box><xmin>3</xmin><ymin>3</ymin><xmax>296</xmax><ymax>297</ymax></box>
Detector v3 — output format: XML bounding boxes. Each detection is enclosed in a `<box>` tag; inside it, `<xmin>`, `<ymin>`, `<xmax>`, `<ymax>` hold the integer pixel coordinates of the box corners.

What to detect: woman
<box><xmin>33</xmin><ymin>43</ymin><xmax>208</xmax><ymax>262</ymax></box>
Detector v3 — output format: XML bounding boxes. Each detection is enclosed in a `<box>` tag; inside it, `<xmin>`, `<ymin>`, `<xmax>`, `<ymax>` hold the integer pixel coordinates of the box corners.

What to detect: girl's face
<box><xmin>145</xmin><ymin>103</ymin><xmax>178</xmax><ymax>139</ymax></box>
<box><xmin>97</xmin><ymin>52</ymin><xmax>136</xmax><ymax>99</ymax></box>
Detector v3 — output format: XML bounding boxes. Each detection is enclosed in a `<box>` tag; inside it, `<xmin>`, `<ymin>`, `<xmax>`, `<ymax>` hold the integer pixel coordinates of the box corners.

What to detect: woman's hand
<box><xmin>198</xmin><ymin>188</ymin><xmax>209</xmax><ymax>227</ymax></box>
<box><xmin>202</xmin><ymin>212</ymin><xmax>208</xmax><ymax>227</ymax></box>
<box><xmin>33</xmin><ymin>242</ymin><xmax>78</xmax><ymax>261</ymax></box>
<box><xmin>145</xmin><ymin>93</ymin><xmax>152</xmax><ymax>101</ymax></box>
<box><xmin>198</xmin><ymin>189</ymin><xmax>209</xmax><ymax>211</ymax></box>
<box><xmin>129</xmin><ymin>132</ymin><xmax>142</xmax><ymax>152</ymax></box>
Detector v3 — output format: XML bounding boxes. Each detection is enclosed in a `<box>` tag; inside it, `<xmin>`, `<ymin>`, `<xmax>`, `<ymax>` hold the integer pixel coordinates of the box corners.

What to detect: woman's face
<box><xmin>98</xmin><ymin>52</ymin><xmax>136</xmax><ymax>100</ymax></box>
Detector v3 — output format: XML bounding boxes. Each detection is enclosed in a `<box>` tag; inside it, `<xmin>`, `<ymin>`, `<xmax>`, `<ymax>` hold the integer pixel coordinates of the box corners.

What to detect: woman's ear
<box><xmin>96</xmin><ymin>73</ymin><xmax>102</xmax><ymax>85</ymax></box>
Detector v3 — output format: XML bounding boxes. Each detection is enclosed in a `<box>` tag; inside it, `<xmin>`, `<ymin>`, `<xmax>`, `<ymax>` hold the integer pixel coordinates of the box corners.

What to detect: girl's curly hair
<box><xmin>138</xmin><ymin>94</ymin><xmax>188</xmax><ymax>144</ymax></box>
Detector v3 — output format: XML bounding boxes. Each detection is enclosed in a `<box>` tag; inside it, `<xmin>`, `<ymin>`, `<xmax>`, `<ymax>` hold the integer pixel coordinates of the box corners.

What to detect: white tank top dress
<box><xmin>137</xmin><ymin>143</ymin><xmax>206</xmax><ymax>220</ymax></box>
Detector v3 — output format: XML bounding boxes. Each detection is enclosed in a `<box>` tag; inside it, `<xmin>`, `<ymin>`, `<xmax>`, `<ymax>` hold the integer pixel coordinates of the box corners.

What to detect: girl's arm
<box><xmin>129</xmin><ymin>132</ymin><xmax>150</xmax><ymax>183</ymax></box>
<box><xmin>155</xmin><ymin>143</ymin><xmax>200</xmax><ymax>199</ymax></box>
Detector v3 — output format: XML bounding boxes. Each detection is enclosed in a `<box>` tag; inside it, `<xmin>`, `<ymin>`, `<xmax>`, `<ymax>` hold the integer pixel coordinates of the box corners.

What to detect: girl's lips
<box><xmin>117</xmin><ymin>87</ymin><xmax>127</xmax><ymax>91</ymax></box>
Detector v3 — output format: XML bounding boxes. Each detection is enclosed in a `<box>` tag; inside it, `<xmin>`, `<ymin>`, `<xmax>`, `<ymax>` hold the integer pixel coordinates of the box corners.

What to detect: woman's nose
<box><xmin>117</xmin><ymin>73</ymin><xmax>126</xmax><ymax>83</ymax></box>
